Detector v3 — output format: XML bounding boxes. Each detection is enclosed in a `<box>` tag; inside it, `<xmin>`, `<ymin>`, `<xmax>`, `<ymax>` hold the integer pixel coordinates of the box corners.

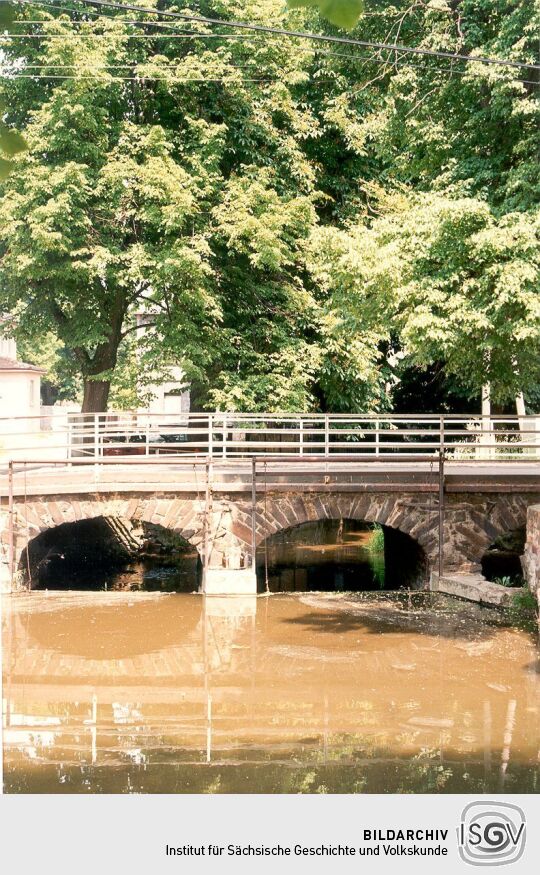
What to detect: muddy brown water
<box><xmin>2</xmin><ymin>591</ymin><xmax>539</xmax><ymax>793</ymax></box>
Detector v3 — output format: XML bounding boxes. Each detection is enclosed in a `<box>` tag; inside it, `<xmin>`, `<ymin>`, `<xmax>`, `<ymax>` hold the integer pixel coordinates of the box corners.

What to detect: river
<box><xmin>2</xmin><ymin>588</ymin><xmax>539</xmax><ymax>793</ymax></box>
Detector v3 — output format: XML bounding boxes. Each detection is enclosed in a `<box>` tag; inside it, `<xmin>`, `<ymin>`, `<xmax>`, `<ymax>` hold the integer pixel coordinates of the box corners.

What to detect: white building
<box><xmin>0</xmin><ymin>334</ymin><xmax>44</xmax><ymax>433</ymax></box>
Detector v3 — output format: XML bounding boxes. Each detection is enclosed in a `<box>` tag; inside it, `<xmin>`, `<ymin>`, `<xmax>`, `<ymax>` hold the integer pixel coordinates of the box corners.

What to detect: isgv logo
<box><xmin>458</xmin><ymin>801</ymin><xmax>526</xmax><ymax>866</ymax></box>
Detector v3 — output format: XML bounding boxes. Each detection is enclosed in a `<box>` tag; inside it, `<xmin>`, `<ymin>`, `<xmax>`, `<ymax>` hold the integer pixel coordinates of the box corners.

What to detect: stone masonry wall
<box><xmin>523</xmin><ymin>503</ymin><xmax>540</xmax><ymax>601</ymax></box>
<box><xmin>1</xmin><ymin>489</ymin><xmax>538</xmax><ymax>592</ymax></box>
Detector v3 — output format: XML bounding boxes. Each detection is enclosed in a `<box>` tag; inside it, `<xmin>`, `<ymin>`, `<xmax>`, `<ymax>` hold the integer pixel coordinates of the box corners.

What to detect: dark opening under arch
<box><xmin>20</xmin><ymin>517</ymin><xmax>202</xmax><ymax>592</ymax></box>
<box><xmin>481</xmin><ymin>526</ymin><xmax>526</xmax><ymax>586</ymax></box>
<box><xmin>256</xmin><ymin>519</ymin><xmax>427</xmax><ymax>594</ymax></box>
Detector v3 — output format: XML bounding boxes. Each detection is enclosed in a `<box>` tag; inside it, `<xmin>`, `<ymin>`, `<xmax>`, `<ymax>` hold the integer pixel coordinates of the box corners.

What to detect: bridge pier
<box><xmin>203</xmin><ymin>568</ymin><xmax>257</xmax><ymax>595</ymax></box>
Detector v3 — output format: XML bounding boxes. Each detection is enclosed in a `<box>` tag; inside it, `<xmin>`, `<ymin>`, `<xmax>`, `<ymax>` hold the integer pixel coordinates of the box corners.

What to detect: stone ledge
<box><xmin>430</xmin><ymin>571</ymin><xmax>517</xmax><ymax>607</ymax></box>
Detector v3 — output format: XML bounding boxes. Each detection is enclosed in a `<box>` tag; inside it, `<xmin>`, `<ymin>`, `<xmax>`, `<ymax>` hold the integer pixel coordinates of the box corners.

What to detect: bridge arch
<box><xmin>3</xmin><ymin>489</ymin><xmax>538</xmax><ymax>593</ymax></box>
<box><xmin>10</xmin><ymin>495</ymin><xmax>206</xmax><ymax>590</ymax></box>
<box><xmin>230</xmin><ymin>492</ymin><xmax>536</xmax><ymax>578</ymax></box>
<box><xmin>254</xmin><ymin>494</ymin><xmax>436</xmax><ymax>552</ymax></box>
<box><xmin>255</xmin><ymin>517</ymin><xmax>427</xmax><ymax>593</ymax></box>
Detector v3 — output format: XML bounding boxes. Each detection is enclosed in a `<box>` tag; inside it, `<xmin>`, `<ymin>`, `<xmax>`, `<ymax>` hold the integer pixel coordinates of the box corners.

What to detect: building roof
<box><xmin>0</xmin><ymin>356</ymin><xmax>45</xmax><ymax>374</ymax></box>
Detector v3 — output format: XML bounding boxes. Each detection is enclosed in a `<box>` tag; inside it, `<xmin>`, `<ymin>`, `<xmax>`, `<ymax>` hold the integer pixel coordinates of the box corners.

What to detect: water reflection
<box><xmin>256</xmin><ymin>520</ymin><xmax>426</xmax><ymax>593</ymax></box>
<box><xmin>2</xmin><ymin>591</ymin><xmax>539</xmax><ymax>793</ymax></box>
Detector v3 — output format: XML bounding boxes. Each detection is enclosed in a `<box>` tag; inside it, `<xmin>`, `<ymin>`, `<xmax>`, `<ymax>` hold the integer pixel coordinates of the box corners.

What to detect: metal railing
<box><xmin>0</xmin><ymin>411</ymin><xmax>539</xmax><ymax>462</ymax></box>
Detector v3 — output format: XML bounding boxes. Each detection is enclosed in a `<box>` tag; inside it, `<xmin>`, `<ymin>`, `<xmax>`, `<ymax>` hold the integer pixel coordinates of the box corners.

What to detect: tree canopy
<box><xmin>0</xmin><ymin>0</ymin><xmax>538</xmax><ymax>412</ymax></box>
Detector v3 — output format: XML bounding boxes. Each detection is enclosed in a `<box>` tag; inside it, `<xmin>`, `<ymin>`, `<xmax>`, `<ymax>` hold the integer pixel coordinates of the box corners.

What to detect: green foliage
<box><xmin>16</xmin><ymin>329</ymin><xmax>81</xmax><ymax>403</ymax></box>
<box><xmin>287</xmin><ymin>0</ymin><xmax>364</xmax><ymax>30</ymax></box>
<box><xmin>0</xmin><ymin>97</ymin><xmax>27</xmax><ymax>180</ymax></box>
<box><xmin>309</xmin><ymin>192</ymin><xmax>540</xmax><ymax>403</ymax></box>
<box><xmin>367</xmin><ymin>524</ymin><xmax>385</xmax><ymax>556</ymax></box>
<box><xmin>511</xmin><ymin>587</ymin><xmax>538</xmax><ymax>614</ymax></box>
<box><xmin>0</xmin><ymin>0</ymin><xmax>538</xmax><ymax>412</ymax></box>
<box><xmin>0</xmin><ymin>6</ymin><xmax>27</xmax><ymax>177</ymax></box>
<box><xmin>493</xmin><ymin>575</ymin><xmax>524</xmax><ymax>588</ymax></box>
<box><xmin>0</xmin><ymin>2</ymin><xmax>15</xmax><ymax>28</ymax></box>
<box><xmin>508</xmin><ymin>587</ymin><xmax>538</xmax><ymax>631</ymax></box>
<box><xmin>366</xmin><ymin>524</ymin><xmax>385</xmax><ymax>588</ymax></box>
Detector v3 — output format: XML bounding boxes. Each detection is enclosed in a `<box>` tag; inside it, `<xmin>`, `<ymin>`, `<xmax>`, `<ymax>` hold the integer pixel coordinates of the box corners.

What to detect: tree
<box><xmin>1</xmin><ymin>0</ymin><xmax>393</xmax><ymax>413</ymax></box>
<box><xmin>308</xmin><ymin>192</ymin><xmax>540</xmax><ymax>403</ymax></box>
<box><xmin>1</xmin><ymin>0</ymin><xmax>538</xmax><ymax>413</ymax></box>
<box><xmin>0</xmin><ymin>11</ymin><xmax>224</xmax><ymax>411</ymax></box>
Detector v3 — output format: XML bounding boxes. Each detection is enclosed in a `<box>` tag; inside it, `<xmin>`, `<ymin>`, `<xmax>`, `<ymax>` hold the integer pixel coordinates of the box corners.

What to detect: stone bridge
<box><xmin>1</xmin><ymin>460</ymin><xmax>539</xmax><ymax>594</ymax></box>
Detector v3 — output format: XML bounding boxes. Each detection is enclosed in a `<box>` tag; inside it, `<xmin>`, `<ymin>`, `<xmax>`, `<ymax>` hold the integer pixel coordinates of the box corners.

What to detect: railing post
<box><xmin>202</xmin><ymin>457</ymin><xmax>212</xmax><ymax>593</ymax></box>
<box><xmin>439</xmin><ymin>414</ymin><xmax>445</xmax><ymax>459</ymax></box>
<box><xmin>299</xmin><ymin>418</ymin><xmax>304</xmax><ymax>457</ymax></box>
<box><xmin>145</xmin><ymin>419</ymin><xmax>150</xmax><ymax>456</ymax></box>
<box><xmin>438</xmin><ymin>447</ymin><xmax>445</xmax><ymax>580</ymax></box>
<box><xmin>222</xmin><ymin>414</ymin><xmax>227</xmax><ymax>460</ymax></box>
<box><xmin>208</xmin><ymin>413</ymin><xmax>213</xmax><ymax>460</ymax></box>
<box><xmin>94</xmin><ymin>413</ymin><xmax>99</xmax><ymax>460</ymax></box>
<box><xmin>375</xmin><ymin>418</ymin><xmax>380</xmax><ymax>458</ymax></box>
<box><xmin>324</xmin><ymin>414</ymin><xmax>329</xmax><ymax>457</ymax></box>
<box><xmin>251</xmin><ymin>456</ymin><xmax>257</xmax><ymax>570</ymax></box>
<box><xmin>8</xmin><ymin>459</ymin><xmax>14</xmax><ymax>586</ymax></box>
<box><xmin>67</xmin><ymin>420</ymin><xmax>72</xmax><ymax>463</ymax></box>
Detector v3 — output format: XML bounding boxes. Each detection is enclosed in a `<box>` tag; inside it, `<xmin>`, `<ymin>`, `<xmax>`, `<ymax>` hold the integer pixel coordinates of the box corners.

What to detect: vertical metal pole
<box><xmin>94</xmin><ymin>413</ymin><xmax>99</xmax><ymax>460</ymax></box>
<box><xmin>206</xmin><ymin>692</ymin><xmax>212</xmax><ymax>764</ymax></box>
<box><xmin>438</xmin><ymin>447</ymin><xmax>445</xmax><ymax>580</ymax></box>
<box><xmin>208</xmin><ymin>412</ymin><xmax>213</xmax><ymax>460</ymax></box>
<box><xmin>222</xmin><ymin>414</ymin><xmax>227</xmax><ymax>460</ymax></box>
<box><xmin>299</xmin><ymin>418</ymin><xmax>304</xmax><ymax>457</ymax></box>
<box><xmin>375</xmin><ymin>418</ymin><xmax>380</xmax><ymax>458</ymax></box>
<box><xmin>67</xmin><ymin>420</ymin><xmax>72</xmax><ymax>463</ymax></box>
<box><xmin>91</xmin><ymin>693</ymin><xmax>97</xmax><ymax>765</ymax></box>
<box><xmin>145</xmin><ymin>419</ymin><xmax>150</xmax><ymax>456</ymax></box>
<box><xmin>264</xmin><ymin>460</ymin><xmax>269</xmax><ymax>592</ymax></box>
<box><xmin>481</xmin><ymin>383</ymin><xmax>491</xmax><ymax>460</ymax></box>
<box><xmin>202</xmin><ymin>457</ymin><xmax>212</xmax><ymax>593</ymax></box>
<box><xmin>251</xmin><ymin>457</ymin><xmax>257</xmax><ymax>571</ymax></box>
<box><xmin>324</xmin><ymin>414</ymin><xmax>329</xmax><ymax>457</ymax></box>
<box><xmin>8</xmin><ymin>460</ymin><xmax>14</xmax><ymax>585</ymax></box>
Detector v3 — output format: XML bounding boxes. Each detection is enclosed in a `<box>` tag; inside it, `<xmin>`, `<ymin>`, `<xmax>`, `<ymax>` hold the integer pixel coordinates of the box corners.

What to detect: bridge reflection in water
<box><xmin>3</xmin><ymin>590</ymin><xmax>539</xmax><ymax>794</ymax></box>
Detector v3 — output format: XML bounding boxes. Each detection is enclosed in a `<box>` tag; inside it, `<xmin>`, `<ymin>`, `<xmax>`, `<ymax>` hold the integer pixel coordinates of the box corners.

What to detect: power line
<box><xmin>15</xmin><ymin>0</ymin><xmax>539</xmax><ymax>73</ymax></box>
<box><xmin>5</xmin><ymin>5</ymin><xmax>538</xmax><ymax>90</ymax></box>
<box><xmin>1</xmin><ymin>33</ymin><xmax>272</xmax><ymax>38</ymax></box>
<box><xmin>1</xmin><ymin>74</ymin><xmax>340</xmax><ymax>84</ymax></box>
<box><xmin>4</xmin><ymin>59</ymin><xmax>537</xmax><ymax>88</ymax></box>
<box><xmin>5</xmin><ymin>62</ymin><xmax>288</xmax><ymax>70</ymax></box>
<box><xmin>4</xmin><ymin>52</ymin><xmax>537</xmax><ymax>89</ymax></box>
<box><xmin>5</xmin><ymin>73</ymin><xmax>536</xmax><ymax>88</ymax></box>
<box><xmin>4</xmin><ymin>33</ymin><xmax>537</xmax><ymax>85</ymax></box>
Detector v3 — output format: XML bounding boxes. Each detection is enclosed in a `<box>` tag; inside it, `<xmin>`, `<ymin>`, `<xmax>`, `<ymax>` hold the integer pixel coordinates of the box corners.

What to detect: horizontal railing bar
<box><xmin>1</xmin><ymin>411</ymin><xmax>538</xmax><ymax>421</ymax></box>
<box><xmin>4</xmin><ymin>424</ymin><xmax>537</xmax><ymax>434</ymax></box>
<box><xmin>7</xmin><ymin>455</ymin><xmax>540</xmax><ymax>468</ymax></box>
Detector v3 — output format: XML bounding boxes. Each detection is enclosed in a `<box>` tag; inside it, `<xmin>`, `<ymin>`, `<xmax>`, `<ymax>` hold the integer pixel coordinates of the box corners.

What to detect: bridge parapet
<box><xmin>0</xmin><ymin>411</ymin><xmax>539</xmax><ymax>463</ymax></box>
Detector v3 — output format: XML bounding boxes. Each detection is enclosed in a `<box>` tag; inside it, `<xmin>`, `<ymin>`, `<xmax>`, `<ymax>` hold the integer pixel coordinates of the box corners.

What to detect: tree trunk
<box><xmin>82</xmin><ymin>378</ymin><xmax>112</xmax><ymax>413</ymax></box>
<box><xmin>78</xmin><ymin>299</ymin><xmax>127</xmax><ymax>413</ymax></box>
